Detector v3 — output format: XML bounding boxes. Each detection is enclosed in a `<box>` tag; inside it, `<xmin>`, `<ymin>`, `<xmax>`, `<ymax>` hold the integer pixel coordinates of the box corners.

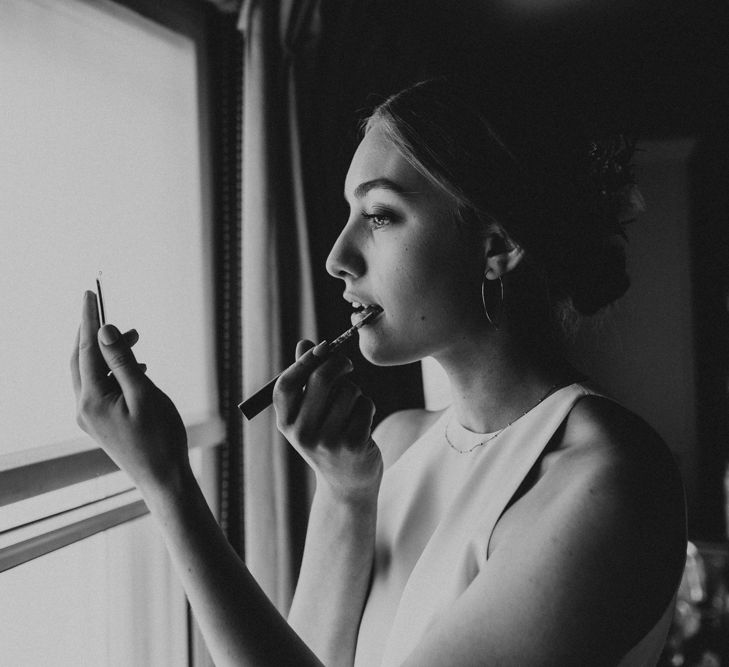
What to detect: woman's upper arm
<box><xmin>399</xmin><ymin>407</ymin><xmax>686</xmax><ymax>667</ymax></box>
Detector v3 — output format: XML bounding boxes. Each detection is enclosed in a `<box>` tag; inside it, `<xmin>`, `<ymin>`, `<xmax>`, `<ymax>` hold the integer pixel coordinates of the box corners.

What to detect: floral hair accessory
<box><xmin>587</xmin><ymin>134</ymin><xmax>646</xmax><ymax>235</ymax></box>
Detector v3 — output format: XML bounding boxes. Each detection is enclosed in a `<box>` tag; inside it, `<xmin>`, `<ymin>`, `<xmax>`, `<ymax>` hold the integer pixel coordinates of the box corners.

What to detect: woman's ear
<box><xmin>483</xmin><ymin>229</ymin><xmax>525</xmax><ymax>279</ymax></box>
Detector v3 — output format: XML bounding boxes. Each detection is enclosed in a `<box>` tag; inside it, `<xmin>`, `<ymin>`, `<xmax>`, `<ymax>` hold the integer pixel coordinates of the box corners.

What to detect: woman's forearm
<box><xmin>139</xmin><ymin>465</ymin><xmax>322</xmax><ymax>667</ymax></box>
<box><xmin>288</xmin><ymin>484</ymin><xmax>378</xmax><ymax>667</ymax></box>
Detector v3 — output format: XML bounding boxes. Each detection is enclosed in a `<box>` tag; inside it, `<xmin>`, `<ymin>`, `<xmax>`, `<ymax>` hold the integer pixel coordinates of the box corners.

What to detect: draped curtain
<box><xmin>236</xmin><ymin>0</ymin><xmax>433</xmax><ymax>614</ymax></box>
<box><xmin>238</xmin><ymin>0</ymin><xmax>320</xmax><ymax>613</ymax></box>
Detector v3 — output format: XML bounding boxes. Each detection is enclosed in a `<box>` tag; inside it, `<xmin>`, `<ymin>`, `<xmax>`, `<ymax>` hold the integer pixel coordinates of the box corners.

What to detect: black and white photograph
<box><xmin>1</xmin><ymin>0</ymin><xmax>727</xmax><ymax>665</ymax></box>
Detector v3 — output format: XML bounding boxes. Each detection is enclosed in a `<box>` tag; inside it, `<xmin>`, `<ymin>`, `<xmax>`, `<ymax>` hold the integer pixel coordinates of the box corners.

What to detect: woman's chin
<box><xmin>359</xmin><ymin>339</ymin><xmax>424</xmax><ymax>367</ymax></box>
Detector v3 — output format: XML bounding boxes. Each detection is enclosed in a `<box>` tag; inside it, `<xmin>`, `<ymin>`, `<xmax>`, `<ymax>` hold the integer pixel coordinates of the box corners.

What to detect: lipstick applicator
<box><xmin>238</xmin><ymin>306</ymin><xmax>382</xmax><ymax>421</ymax></box>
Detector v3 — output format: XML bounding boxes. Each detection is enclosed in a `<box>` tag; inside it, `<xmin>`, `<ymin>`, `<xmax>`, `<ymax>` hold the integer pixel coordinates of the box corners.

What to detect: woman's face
<box><xmin>326</xmin><ymin>123</ymin><xmax>487</xmax><ymax>366</ymax></box>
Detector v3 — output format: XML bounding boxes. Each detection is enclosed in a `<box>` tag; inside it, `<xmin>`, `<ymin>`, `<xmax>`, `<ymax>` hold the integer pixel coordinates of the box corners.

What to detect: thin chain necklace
<box><xmin>445</xmin><ymin>383</ymin><xmax>562</xmax><ymax>454</ymax></box>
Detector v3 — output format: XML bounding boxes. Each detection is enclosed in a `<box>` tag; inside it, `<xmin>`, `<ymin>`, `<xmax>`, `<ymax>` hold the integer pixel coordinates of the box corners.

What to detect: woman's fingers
<box><xmin>123</xmin><ymin>329</ymin><xmax>139</xmax><ymax>348</ymax></box>
<box><xmin>295</xmin><ymin>339</ymin><xmax>315</xmax><ymax>360</ymax></box>
<box><xmin>74</xmin><ymin>326</ymin><xmax>141</xmax><ymax>389</ymax></box>
<box><xmin>75</xmin><ymin>292</ymin><xmax>143</xmax><ymax>394</ymax></box>
<box><xmin>319</xmin><ymin>379</ymin><xmax>362</xmax><ymax>437</ymax></box>
<box><xmin>78</xmin><ymin>291</ymin><xmax>112</xmax><ymax>397</ymax></box>
<box><xmin>342</xmin><ymin>394</ymin><xmax>376</xmax><ymax>445</ymax></box>
<box><xmin>274</xmin><ymin>340</ymin><xmax>382</xmax><ymax>501</ymax></box>
<box><xmin>96</xmin><ymin>324</ymin><xmax>146</xmax><ymax>402</ymax></box>
<box><xmin>284</xmin><ymin>354</ymin><xmax>353</xmax><ymax>444</ymax></box>
<box><xmin>274</xmin><ymin>340</ymin><xmax>330</xmax><ymax>422</ymax></box>
<box><xmin>303</xmin><ymin>354</ymin><xmax>353</xmax><ymax>414</ymax></box>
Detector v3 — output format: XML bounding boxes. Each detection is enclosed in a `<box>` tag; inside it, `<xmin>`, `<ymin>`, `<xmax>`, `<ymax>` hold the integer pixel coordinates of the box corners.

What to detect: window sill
<box><xmin>0</xmin><ymin>417</ymin><xmax>225</xmax><ymax>509</ymax></box>
<box><xmin>0</xmin><ymin>417</ymin><xmax>224</xmax><ymax>572</ymax></box>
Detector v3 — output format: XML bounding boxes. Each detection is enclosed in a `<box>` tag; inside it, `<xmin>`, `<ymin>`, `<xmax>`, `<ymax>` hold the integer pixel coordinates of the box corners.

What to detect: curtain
<box><xmin>237</xmin><ymin>0</ymin><xmax>433</xmax><ymax>613</ymax></box>
<box><xmin>238</xmin><ymin>0</ymin><xmax>320</xmax><ymax>613</ymax></box>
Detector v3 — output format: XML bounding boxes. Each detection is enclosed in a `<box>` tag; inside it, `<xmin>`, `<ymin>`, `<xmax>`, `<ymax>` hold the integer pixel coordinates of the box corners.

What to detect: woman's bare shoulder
<box><xmin>372</xmin><ymin>407</ymin><xmax>446</xmax><ymax>469</ymax></box>
<box><xmin>553</xmin><ymin>395</ymin><xmax>686</xmax><ymax>528</ymax></box>
<box><xmin>542</xmin><ymin>394</ymin><xmax>687</xmax><ymax>600</ymax></box>
<box><xmin>481</xmin><ymin>394</ymin><xmax>687</xmax><ymax>657</ymax></box>
<box><xmin>560</xmin><ymin>393</ymin><xmax>682</xmax><ymax>475</ymax></box>
<box><xmin>497</xmin><ymin>394</ymin><xmax>686</xmax><ymax>552</ymax></box>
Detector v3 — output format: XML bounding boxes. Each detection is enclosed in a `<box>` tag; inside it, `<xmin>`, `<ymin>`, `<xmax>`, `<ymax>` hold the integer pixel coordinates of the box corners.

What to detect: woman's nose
<box><xmin>325</xmin><ymin>221</ymin><xmax>365</xmax><ymax>279</ymax></box>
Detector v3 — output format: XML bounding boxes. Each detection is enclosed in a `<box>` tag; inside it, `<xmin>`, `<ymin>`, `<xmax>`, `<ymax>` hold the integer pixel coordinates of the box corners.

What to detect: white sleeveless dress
<box><xmin>354</xmin><ymin>383</ymin><xmax>678</xmax><ymax>667</ymax></box>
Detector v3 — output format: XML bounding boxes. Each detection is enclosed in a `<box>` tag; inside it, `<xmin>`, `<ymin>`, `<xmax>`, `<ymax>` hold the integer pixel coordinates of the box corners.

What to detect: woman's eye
<box><xmin>362</xmin><ymin>211</ymin><xmax>394</xmax><ymax>228</ymax></box>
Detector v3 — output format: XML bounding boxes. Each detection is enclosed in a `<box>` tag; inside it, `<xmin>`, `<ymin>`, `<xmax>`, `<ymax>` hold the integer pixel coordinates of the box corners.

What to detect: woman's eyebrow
<box><xmin>347</xmin><ymin>178</ymin><xmax>420</xmax><ymax>201</ymax></box>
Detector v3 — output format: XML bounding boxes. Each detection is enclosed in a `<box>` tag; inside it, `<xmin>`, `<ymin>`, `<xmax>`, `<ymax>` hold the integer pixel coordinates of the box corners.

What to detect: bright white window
<box><xmin>0</xmin><ymin>2</ymin><xmax>223</xmax><ymax>664</ymax></box>
<box><xmin>0</xmin><ymin>0</ymin><xmax>223</xmax><ymax>567</ymax></box>
<box><xmin>0</xmin><ymin>0</ymin><xmax>218</xmax><ymax>461</ymax></box>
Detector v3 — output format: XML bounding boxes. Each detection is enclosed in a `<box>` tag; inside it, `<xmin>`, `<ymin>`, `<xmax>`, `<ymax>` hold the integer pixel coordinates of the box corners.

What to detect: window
<box><xmin>0</xmin><ymin>1</ymin><xmax>227</xmax><ymax>662</ymax></box>
<box><xmin>0</xmin><ymin>0</ymin><xmax>222</xmax><ymax>546</ymax></box>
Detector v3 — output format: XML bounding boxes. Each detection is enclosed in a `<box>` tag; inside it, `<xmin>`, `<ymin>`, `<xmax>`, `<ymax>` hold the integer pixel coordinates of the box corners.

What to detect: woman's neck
<box><xmin>433</xmin><ymin>330</ymin><xmax>576</xmax><ymax>434</ymax></box>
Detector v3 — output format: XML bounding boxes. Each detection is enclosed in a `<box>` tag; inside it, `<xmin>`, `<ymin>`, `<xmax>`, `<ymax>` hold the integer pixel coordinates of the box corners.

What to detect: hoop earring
<box><xmin>481</xmin><ymin>272</ymin><xmax>504</xmax><ymax>330</ymax></box>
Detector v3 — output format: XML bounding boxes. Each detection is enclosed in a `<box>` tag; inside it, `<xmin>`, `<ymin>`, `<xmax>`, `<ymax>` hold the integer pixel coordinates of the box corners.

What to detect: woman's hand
<box><xmin>273</xmin><ymin>340</ymin><xmax>383</xmax><ymax>505</ymax></box>
<box><xmin>71</xmin><ymin>291</ymin><xmax>189</xmax><ymax>492</ymax></box>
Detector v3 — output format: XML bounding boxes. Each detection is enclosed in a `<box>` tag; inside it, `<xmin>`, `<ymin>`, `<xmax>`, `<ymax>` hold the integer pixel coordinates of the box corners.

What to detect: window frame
<box><xmin>0</xmin><ymin>0</ymin><xmax>229</xmax><ymax>574</ymax></box>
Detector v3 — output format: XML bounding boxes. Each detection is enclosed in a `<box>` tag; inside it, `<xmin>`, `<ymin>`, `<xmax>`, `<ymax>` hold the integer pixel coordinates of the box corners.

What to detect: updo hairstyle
<box><xmin>364</xmin><ymin>78</ymin><xmax>642</xmax><ymax>342</ymax></box>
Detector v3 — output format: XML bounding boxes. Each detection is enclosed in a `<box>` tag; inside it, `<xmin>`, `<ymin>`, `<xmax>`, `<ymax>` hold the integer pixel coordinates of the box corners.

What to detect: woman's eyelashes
<box><xmin>361</xmin><ymin>207</ymin><xmax>398</xmax><ymax>229</ymax></box>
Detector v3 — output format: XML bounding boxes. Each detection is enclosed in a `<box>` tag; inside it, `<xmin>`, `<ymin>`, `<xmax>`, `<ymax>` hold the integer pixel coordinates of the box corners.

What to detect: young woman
<box><xmin>71</xmin><ymin>79</ymin><xmax>686</xmax><ymax>666</ymax></box>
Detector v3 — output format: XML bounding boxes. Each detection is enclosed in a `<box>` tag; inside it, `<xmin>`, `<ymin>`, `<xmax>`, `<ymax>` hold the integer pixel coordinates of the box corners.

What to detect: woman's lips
<box><xmin>351</xmin><ymin>304</ymin><xmax>383</xmax><ymax>327</ymax></box>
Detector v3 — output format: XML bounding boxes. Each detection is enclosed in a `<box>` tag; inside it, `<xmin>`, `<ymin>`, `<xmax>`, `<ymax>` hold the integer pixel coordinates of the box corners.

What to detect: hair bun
<box><xmin>513</xmin><ymin>129</ymin><xmax>640</xmax><ymax>318</ymax></box>
<box><xmin>564</xmin><ymin>237</ymin><xmax>630</xmax><ymax>316</ymax></box>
